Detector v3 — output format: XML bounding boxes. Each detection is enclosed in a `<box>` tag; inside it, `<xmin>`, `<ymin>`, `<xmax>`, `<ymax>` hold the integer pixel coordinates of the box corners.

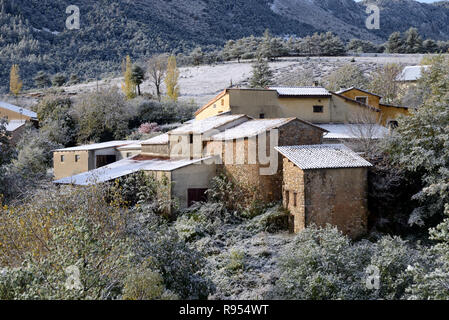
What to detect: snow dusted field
<box><xmin>21</xmin><ymin>54</ymin><xmax>428</xmax><ymax>107</ymax></box>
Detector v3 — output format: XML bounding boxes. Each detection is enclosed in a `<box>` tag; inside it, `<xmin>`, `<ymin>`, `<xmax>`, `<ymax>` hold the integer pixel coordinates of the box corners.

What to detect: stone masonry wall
<box><xmin>303</xmin><ymin>167</ymin><xmax>369</xmax><ymax>239</ymax></box>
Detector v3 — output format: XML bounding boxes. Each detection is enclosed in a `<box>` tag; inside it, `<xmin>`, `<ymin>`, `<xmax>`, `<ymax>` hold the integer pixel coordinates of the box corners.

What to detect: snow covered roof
<box><xmin>0</xmin><ymin>101</ymin><xmax>37</xmax><ymax>119</ymax></box>
<box><xmin>336</xmin><ymin>87</ymin><xmax>382</xmax><ymax>98</ymax></box>
<box><xmin>210</xmin><ymin>118</ymin><xmax>295</xmax><ymax>140</ymax></box>
<box><xmin>142</xmin><ymin>133</ymin><xmax>169</xmax><ymax>145</ymax></box>
<box><xmin>4</xmin><ymin>120</ymin><xmax>26</xmax><ymax>132</ymax></box>
<box><xmin>317</xmin><ymin>124</ymin><xmax>389</xmax><ymax>140</ymax></box>
<box><xmin>397</xmin><ymin>66</ymin><xmax>430</xmax><ymax>82</ymax></box>
<box><xmin>54</xmin><ymin>156</ymin><xmax>214</xmax><ymax>185</ymax></box>
<box><xmin>116</xmin><ymin>143</ymin><xmax>142</xmax><ymax>150</ymax></box>
<box><xmin>270</xmin><ymin>87</ymin><xmax>331</xmax><ymax>97</ymax></box>
<box><xmin>54</xmin><ymin>141</ymin><xmax>140</xmax><ymax>152</ymax></box>
<box><xmin>170</xmin><ymin>114</ymin><xmax>249</xmax><ymax>135</ymax></box>
<box><xmin>275</xmin><ymin>144</ymin><xmax>372</xmax><ymax>170</ymax></box>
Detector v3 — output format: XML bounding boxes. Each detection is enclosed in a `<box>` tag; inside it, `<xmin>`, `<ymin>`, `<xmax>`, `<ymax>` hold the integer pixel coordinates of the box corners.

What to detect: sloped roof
<box><xmin>210</xmin><ymin>118</ymin><xmax>294</xmax><ymax>140</ymax></box>
<box><xmin>210</xmin><ymin>118</ymin><xmax>326</xmax><ymax>141</ymax></box>
<box><xmin>170</xmin><ymin>114</ymin><xmax>249</xmax><ymax>135</ymax></box>
<box><xmin>142</xmin><ymin>133</ymin><xmax>169</xmax><ymax>145</ymax></box>
<box><xmin>270</xmin><ymin>87</ymin><xmax>331</xmax><ymax>97</ymax></box>
<box><xmin>317</xmin><ymin>124</ymin><xmax>389</xmax><ymax>140</ymax></box>
<box><xmin>336</xmin><ymin>87</ymin><xmax>382</xmax><ymax>98</ymax></box>
<box><xmin>4</xmin><ymin>120</ymin><xmax>26</xmax><ymax>132</ymax></box>
<box><xmin>0</xmin><ymin>101</ymin><xmax>37</xmax><ymax>119</ymax></box>
<box><xmin>54</xmin><ymin>156</ymin><xmax>214</xmax><ymax>185</ymax></box>
<box><xmin>194</xmin><ymin>89</ymin><xmax>228</xmax><ymax>116</ymax></box>
<box><xmin>275</xmin><ymin>144</ymin><xmax>373</xmax><ymax>170</ymax></box>
<box><xmin>397</xmin><ymin>66</ymin><xmax>430</xmax><ymax>82</ymax></box>
<box><xmin>54</xmin><ymin>141</ymin><xmax>139</xmax><ymax>152</ymax></box>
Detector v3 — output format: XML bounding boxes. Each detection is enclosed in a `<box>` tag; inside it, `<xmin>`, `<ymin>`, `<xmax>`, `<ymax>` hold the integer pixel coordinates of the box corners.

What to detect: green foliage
<box><xmin>33</xmin><ymin>71</ymin><xmax>51</xmax><ymax>88</ymax></box>
<box><xmin>207</xmin><ymin>174</ymin><xmax>266</xmax><ymax>218</ymax></box>
<box><xmin>225</xmin><ymin>250</ymin><xmax>245</xmax><ymax>274</ymax></box>
<box><xmin>271</xmin><ymin>226</ymin><xmax>430</xmax><ymax>300</ymax></box>
<box><xmin>36</xmin><ymin>96</ymin><xmax>78</xmax><ymax>147</ymax></box>
<box><xmin>369</xmin><ymin>63</ymin><xmax>403</xmax><ymax>104</ymax></box>
<box><xmin>383</xmin><ymin>74</ymin><xmax>449</xmax><ymax>227</ymax></box>
<box><xmin>51</xmin><ymin>73</ymin><xmax>66</xmax><ymax>87</ymax></box>
<box><xmin>249</xmin><ymin>56</ymin><xmax>273</xmax><ymax>88</ymax></box>
<box><xmin>122</xmin><ymin>267</ymin><xmax>178</xmax><ymax>300</ymax></box>
<box><xmin>325</xmin><ymin>64</ymin><xmax>369</xmax><ymax>91</ymax></box>
<box><xmin>74</xmin><ymin>88</ymin><xmax>132</xmax><ymax>143</ymax></box>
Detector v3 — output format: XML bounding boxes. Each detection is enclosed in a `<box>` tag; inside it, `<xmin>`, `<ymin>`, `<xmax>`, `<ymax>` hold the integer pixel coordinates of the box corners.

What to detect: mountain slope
<box><xmin>1</xmin><ymin>0</ymin><xmax>449</xmax><ymax>92</ymax></box>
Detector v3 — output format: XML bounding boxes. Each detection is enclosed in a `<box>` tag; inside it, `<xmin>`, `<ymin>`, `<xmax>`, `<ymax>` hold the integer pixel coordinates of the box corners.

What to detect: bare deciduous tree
<box><xmin>147</xmin><ymin>54</ymin><xmax>168</xmax><ymax>101</ymax></box>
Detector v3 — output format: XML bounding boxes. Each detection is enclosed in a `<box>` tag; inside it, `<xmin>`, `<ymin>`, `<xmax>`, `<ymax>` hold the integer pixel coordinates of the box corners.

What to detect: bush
<box><xmin>270</xmin><ymin>225</ymin><xmax>430</xmax><ymax>300</ymax></box>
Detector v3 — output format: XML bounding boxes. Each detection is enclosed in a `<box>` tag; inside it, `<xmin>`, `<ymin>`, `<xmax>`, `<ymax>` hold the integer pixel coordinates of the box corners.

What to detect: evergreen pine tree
<box><xmin>386</xmin><ymin>32</ymin><xmax>405</xmax><ymax>53</ymax></box>
<box><xmin>34</xmin><ymin>71</ymin><xmax>51</xmax><ymax>88</ymax></box>
<box><xmin>249</xmin><ymin>55</ymin><xmax>273</xmax><ymax>88</ymax></box>
<box><xmin>131</xmin><ymin>65</ymin><xmax>145</xmax><ymax>96</ymax></box>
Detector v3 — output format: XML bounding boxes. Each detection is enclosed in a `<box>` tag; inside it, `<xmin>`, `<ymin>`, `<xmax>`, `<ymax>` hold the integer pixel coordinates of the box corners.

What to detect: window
<box><xmin>293</xmin><ymin>193</ymin><xmax>297</xmax><ymax>207</ymax></box>
<box><xmin>126</xmin><ymin>152</ymin><xmax>132</xmax><ymax>158</ymax></box>
<box><xmin>213</xmin><ymin>104</ymin><xmax>217</xmax><ymax>108</ymax></box>
<box><xmin>356</xmin><ymin>96</ymin><xmax>368</xmax><ymax>104</ymax></box>
<box><xmin>60</xmin><ymin>155</ymin><xmax>65</xmax><ymax>163</ymax></box>
<box><xmin>285</xmin><ymin>190</ymin><xmax>290</xmax><ymax>207</ymax></box>
<box><xmin>189</xmin><ymin>134</ymin><xmax>194</xmax><ymax>144</ymax></box>
<box><xmin>259</xmin><ymin>113</ymin><xmax>265</xmax><ymax>119</ymax></box>
<box><xmin>313</xmin><ymin>105</ymin><xmax>324</xmax><ymax>113</ymax></box>
<box><xmin>221</xmin><ymin>99</ymin><xmax>224</xmax><ymax>106</ymax></box>
<box><xmin>388</xmin><ymin>121</ymin><xmax>399</xmax><ymax>129</ymax></box>
<box><xmin>75</xmin><ymin>155</ymin><xmax>80</xmax><ymax>162</ymax></box>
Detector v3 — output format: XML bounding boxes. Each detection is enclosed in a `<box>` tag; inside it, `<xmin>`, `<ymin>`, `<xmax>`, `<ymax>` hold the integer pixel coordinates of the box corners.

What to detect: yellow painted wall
<box><xmin>53</xmin><ymin>150</ymin><xmax>91</xmax><ymax>180</ymax></box>
<box><xmin>277</xmin><ymin>97</ymin><xmax>332</xmax><ymax>123</ymax></box>
<box><xmin>196</xmin><ymin>92</ymin><xmax>231</xmax><ymax>120</ymax></box>
<box><xmin>0</xmin><ymin>107</ymin><xmax>32</xmax><ymax>121</ymax></box>
<box><xmin>339</xmin><ymin>89</ymin><xmax>380</xmax><ymax>109</ymax></box>
<box><xmin>330</xmin><ymin>94</ymin><xmax>379</xmax><ymax>123</ymax></box>
<box><xmin>379</xmin><ymin>105</ymin><xmax>410</xmax><ymax>126</ymax></box>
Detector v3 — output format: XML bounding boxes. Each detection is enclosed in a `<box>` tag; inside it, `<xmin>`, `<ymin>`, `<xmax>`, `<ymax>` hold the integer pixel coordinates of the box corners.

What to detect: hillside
<box><xmin>1</xmin><ymin>0</ymin><xmax>449</xmax><ymax>92</ymax></box>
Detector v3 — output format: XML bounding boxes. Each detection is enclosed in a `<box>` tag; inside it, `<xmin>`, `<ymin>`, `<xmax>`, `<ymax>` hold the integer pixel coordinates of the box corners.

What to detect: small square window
<box><xmin>313</xmin><ymin>105</ymin><xmax>324</xmax><ymax>113</ymax></box>
<box><xmin>259</xmin><ymin>113</ymin><xmax>265</xmax><ymax>119</ymax></box>
<box><xmin>75</xmin><ymin>155</ymin><xmax>80</xmax><ymax>162</ymax></box>
<box><xmin>356</xmin><ymin>97</ymin><xmax>368</xmax><ymax>104</ymax></box>
<box><xmin>60</xmin><ymin>155</ymin><xmax>65</xmax><ymax>163</ymax></box>
<box><xmin>126</xmin><ymin>152</ymin><xmax>132</xmax><ymax>158</ymax></box>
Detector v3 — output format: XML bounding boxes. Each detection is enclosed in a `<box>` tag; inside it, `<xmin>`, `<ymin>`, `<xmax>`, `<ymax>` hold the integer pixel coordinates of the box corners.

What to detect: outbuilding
<box><xmin>275</xmin><ymin>144</ymin><xmax>373</xmax><ymax>239</ymax></box>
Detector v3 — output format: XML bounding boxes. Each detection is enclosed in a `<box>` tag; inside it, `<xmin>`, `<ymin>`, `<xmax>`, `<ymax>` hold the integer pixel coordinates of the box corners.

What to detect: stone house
<box><xmin>205</xmin><ymin>118</ymin><xmax>326</xmax><ymax>202</ymax></box>
<box><xmin>54</xmin><ymin>114</ymin><xmax>373</xmax><ymax>237</ymax></box>
<box><xmin>275</xmin><ymin>144</ymin><xmax>372</xmax><ymax>239</ymax></box>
